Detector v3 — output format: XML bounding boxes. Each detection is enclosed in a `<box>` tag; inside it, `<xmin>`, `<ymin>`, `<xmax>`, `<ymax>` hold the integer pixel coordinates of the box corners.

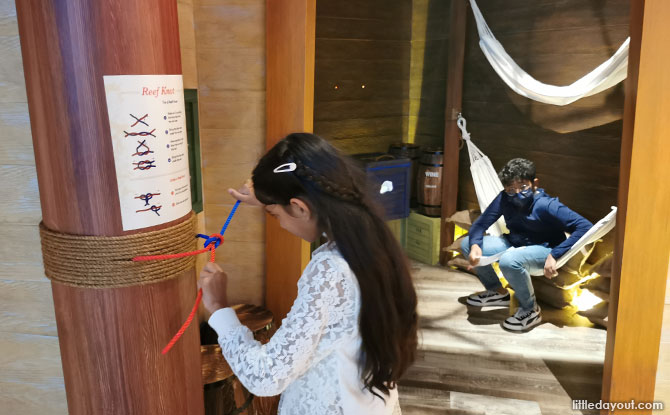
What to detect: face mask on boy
<box><xmin>509</xmin><ymin>188</ymin><xmax>534</xmax><ymax>208</ymax></box>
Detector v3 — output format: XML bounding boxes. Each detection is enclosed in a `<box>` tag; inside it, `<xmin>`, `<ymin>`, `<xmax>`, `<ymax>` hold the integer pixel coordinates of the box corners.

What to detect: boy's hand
<box><xmin>228</xmin><ymin>179</ymin><xmax>263</xmax><ymax>206</ymax></box>
<box><xmin>544</xmin><ymin>254</ymin><xmax>559</xmax><ymax>279</ymax></box>
<box><xmin>468</xmin><ymin>244</ymin><xmax>482</xmax><ymax>269</ymax></box>
<box><xmin>197</xmin><ymin>262</ymin><xmax>229</xmax><ymax>313</ymax></box>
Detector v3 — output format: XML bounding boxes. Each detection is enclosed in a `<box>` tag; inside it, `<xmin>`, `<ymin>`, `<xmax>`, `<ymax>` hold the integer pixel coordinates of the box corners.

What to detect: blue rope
<box><xmin>220</xmin><ymin>199</ymin><xmax>241</xmax><ymax>235</ymax></box>
<box><xmin>196</xmin><ymin>199</ymin><xmax>242</xmax><ymax>249</ymax></box>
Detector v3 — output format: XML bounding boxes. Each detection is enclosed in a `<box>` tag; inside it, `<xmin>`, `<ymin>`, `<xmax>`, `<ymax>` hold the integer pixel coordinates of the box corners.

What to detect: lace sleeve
<box><xmin>392</xmin><ymin>396</ymin><xmax>402</xmax><ymax>415</ymax></box>
<box><xmin>211</xmin><ymin>254</ymin><xmax>348</xmax><ymax>397</ymax></box>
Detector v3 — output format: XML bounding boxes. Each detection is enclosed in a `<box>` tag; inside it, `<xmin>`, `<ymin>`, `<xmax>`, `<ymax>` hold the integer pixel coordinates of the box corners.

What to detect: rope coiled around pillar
<box><xmin>39</xmin><ymin>213</ymin><xmax>197</xmax><ymax>288</ymax></box>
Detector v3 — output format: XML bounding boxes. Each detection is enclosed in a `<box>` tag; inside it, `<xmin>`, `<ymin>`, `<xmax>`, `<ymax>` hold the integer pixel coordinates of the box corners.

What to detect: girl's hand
<box><xmin>197</xmin><ymin>262</ymin><xmax>229</xmax><ymax>313</ymax></box>
<box><xmin>544</xmin><ymin>254</ymin><xmax>559</xmax><ymax>279</ymax></box>
<box><xmin>228</xmin><ymin>179</ymin><xmax>263</xmax><ymax>206</ymax></box>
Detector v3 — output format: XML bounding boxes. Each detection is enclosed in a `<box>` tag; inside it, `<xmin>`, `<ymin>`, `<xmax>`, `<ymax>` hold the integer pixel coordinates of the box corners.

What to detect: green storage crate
<box><xmin>406</xmin><ymin>211</ymin><xmax>441</xmax><ymax>265</ymax></box>
<box><xmin>386</xmin><ymin>218</ymin><xmax>407</xmax><ymax>248</ymax></box>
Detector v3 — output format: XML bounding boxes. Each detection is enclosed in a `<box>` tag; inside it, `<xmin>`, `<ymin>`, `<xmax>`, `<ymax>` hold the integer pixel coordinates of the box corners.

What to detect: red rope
<box><xmin>132</xmin><ymin>234</ymin><xmax>223</xmax><ymax>354</ymax></box>
<box><xmin>160</xmin><ymin>289</ymin><xmax>203</xmax><ymax>355</ymax></box>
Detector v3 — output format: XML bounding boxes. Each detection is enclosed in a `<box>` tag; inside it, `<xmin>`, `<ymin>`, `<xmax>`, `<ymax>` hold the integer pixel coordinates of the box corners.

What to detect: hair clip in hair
<box><xmin>273</xmin><ymin>162</ymin><xmax>297</xmax><ymax>173</ymax></box>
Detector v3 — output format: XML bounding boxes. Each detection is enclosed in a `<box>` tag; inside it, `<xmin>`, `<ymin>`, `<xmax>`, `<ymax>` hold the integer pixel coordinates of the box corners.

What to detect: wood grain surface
<box><xmin>439</xmin><ymin>0</ymin><xmax>467</xmax><ymax>264</ymax></box>
<box><xmin>265</xmin><ymin>0</ymin><xmax>315</xmax><ymax>323</ymax></box>
<box><xmin>15</xmin><ymin>1</ymin><xmax>203</xmax><ymax>413</ymax></box>
<box><xmin>603</xmin><ymin>0</ymin><xmax>670</xmax><ymax>411</ymax></box>
<box><xmin>603</xmin><ymin>0</ymin><xmax>643</xmax><ymax>405</ymax></box>
<box><xmin>403</xmin><ymin>261</ymin><xmax>606</xmax><ymax>415</ymax></box>
<box><xmin>0</xmin><ymin>1</ymin><xmax>65</xmax><ymax>412</ymax></box>
<box><xmin>192</xmin><ymin>0</ymin><xmax>268</xmax><ymax>307</ymax></box>
<box><xmin>313</xmin><ymin>0</ymin><xmax>412</xmax><ymax>155</ymax></box>
<box><xmin>409</xmin><ymin>0</ymin><xmax>450</xmax><ymax>149</ymax></box>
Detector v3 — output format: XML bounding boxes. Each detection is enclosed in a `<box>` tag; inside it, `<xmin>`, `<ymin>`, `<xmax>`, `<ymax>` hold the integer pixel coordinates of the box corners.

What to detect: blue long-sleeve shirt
<box><xmin>468</xmin><ymin>189</ymin><xmax>593</xmax><ymax>259</ymax></box>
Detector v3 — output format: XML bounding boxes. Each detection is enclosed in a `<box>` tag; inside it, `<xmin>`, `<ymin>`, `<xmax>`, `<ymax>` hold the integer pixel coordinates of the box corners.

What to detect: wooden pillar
<box><xmin>439</xmin><ymin>0</ymin><xmax>468</xmax><ymax>265</ymax></box>
<box><xmin>602</xmin><ymin>0</ymin><xmax>670</xmax><ymax>411</ymax></box>
<box><xmin>15</xmin><ymin>2</ymin><xmax>204</xmax><ymax>414</ymax></box>
<box><xmin>602</xmin><ymin>0</ymin><xmax>644</xmax><ymax>405</ymax></box>
<box><xmin>265</xmin><ymin>0</ymin><xmax>316</xmax><ymax>321</ymax></box>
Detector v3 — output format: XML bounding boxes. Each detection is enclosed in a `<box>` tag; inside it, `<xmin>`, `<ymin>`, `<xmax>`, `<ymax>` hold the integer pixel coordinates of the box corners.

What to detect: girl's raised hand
<box><xmin>198</xmin><ymin>262</ymin><xmax>229</xmax><ymax>313</ymax></box>
<box><xmin>228</xmin><ymin>179</ymin><xmax>263</xmax><ymax>206</ymax></box>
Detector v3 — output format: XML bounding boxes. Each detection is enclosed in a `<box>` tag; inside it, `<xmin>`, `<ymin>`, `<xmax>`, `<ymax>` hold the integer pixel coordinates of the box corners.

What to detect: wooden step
<box><xmin>398</xmin><ymin>385</ymin><xmax>485</xmax><ymax>415</ymax></box>
<box><xmin>400</xmin><ymin>405</ymin><xmax>484</xmax><ymax>415</ymax></box>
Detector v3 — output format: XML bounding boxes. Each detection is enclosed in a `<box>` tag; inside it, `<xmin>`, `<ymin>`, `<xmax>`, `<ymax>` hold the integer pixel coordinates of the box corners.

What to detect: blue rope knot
<box><xmin>197</xmin><ymin>233</ymin><xmax>223</xmax><ymax>249</ymax></box>
<box><xmin>195</xmin><ymin>200</ymin><xmax>241</xmax><ymax>249</ymax></box>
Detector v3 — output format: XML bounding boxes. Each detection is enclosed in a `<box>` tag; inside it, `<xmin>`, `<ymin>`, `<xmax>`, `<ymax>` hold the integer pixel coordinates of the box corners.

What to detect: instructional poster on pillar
<box><xmin>103</xmin><ymin>75</ymin><xmax>192</xmax><ymax>231</ymax></box>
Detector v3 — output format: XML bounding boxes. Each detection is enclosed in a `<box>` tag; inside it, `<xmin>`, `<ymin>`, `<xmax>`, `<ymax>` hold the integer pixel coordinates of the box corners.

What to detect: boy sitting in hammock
<box><xmin>460</xmin><ymin>158</ymin><xmax>593</xmax><ymax>332</ymax></box>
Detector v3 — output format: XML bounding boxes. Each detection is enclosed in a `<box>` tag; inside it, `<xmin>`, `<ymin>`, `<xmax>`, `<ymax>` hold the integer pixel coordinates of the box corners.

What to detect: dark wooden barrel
<box><xmin>417</xmin><ymin>149</ymin><xmax>444</xmax><ymax>217</ymax></box>
<box><xmin>388</xmin><ymin>143</ymin><xmax>421</xmax><ymax>207</ymax></box>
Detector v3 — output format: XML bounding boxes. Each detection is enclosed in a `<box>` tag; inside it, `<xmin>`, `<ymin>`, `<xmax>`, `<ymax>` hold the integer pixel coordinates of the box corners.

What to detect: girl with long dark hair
<box><xmin>198</xmin><ymin>133</ymin><xmax>418</xmax><ymax>414</ymax></box>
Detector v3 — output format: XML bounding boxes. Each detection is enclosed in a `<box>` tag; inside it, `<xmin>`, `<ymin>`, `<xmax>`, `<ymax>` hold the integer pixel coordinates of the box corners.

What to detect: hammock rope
<box><xmin>457</xmin><ymin>114</ymin><xmax>507</xmax><ymax>236</ymax></box>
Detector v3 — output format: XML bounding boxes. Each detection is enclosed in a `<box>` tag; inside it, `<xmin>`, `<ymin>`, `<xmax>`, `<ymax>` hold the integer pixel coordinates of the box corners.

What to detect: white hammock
<box><xmin>457</xmin><ymin>114</ymin><xmax>617</xmax><ymax>266</ymax></box>
<box><xmin>468</xmin><ymin>0</ymin><xmax>630</xmax><ymax>106</ymax></box>
<box><xmin>457</xmin><ymin>116</ymin><xmax>507</xmax><ymax>237</ymax></box>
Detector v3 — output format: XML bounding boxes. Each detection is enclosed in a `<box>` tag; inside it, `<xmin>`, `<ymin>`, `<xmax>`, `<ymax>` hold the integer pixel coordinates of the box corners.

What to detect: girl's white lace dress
<box><xmin>208</xmin><ymin>242</ymin><xmax>402</xmax><ymax>415</ymax></box>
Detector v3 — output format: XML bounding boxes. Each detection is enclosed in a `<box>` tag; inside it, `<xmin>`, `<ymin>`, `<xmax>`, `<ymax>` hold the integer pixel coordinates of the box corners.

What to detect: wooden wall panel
<box><xmin>0</xmin><ymin>0</ymin><xmax>65</xmax><ymax>412</ymax></box>
<box><xmin>0</xmin><ymin>333</ymin><xmax>67</xmax><ymax>415</ymax></box>
<box><xmin>194</xmin><ymin>0</ymin><xmax>266</xmax><ymax>306</ymax></box>
<box><xmin>0</xmin><ymin>279</ymin><xmax>57</xmax><ymax>336</ymax></box>
<box><xmin>199</xmin><ymin>128</ymin><xmax>265</xmax><ymax>167</ymax></box>
<box><xmin>409</xmin><ymin>0</ymin><xmax>450</xmax><ymax>149</ymax></box>
<box><xmin>477</xmin><ymin>0</ymin><xmax>629</xmax><ymax>28</ymax></box>
<box><xmin>0</xmin><ymin>165</ymin><xmax>41</xmax><ymax>223</ymax></box>
<box><xmin>194</xmin><ymin>0</ymin><xmax>265</xmax><ymax>48</ymax></box>
<box><xmin>178</xmin><ymin>0</ymin><xmax>199</xmax><ymax>89</ymax></box>
<box><xmin>0</xmin><ymin>224</ymin><xmax>44</xmax><ymax>281</ymax></box>
<box><xmin>197</xmin><ymin>48</ymin><xmax>265</xmax><ymax>91</ymax></box>
<box><xmin>0</xmin><ymin>102</ymin><xmax>33</xmax><ymax>165</ymax></box>
<box><xmin>198</xmin><ymin>90</ymin><xmax>265</xmax><ymax>129</ymax></box>
<box><xmin>0</xmin><ymin>31</ymin><xmax>26</xmax><ymax>102</ymax></box>
<box><xmin>314</xmin><ymin>0</ymin><xmax>412</xmax><ymax>154</ymax></box>
<box><xmin>458</xmin><ymin>0</ymin><xmax>629</xmax><ymax>223</ymax></box>
<box><xmin>312</xmin><ymin>0</ymin><xmax>450</xmax><ymax>152</ymax></box>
